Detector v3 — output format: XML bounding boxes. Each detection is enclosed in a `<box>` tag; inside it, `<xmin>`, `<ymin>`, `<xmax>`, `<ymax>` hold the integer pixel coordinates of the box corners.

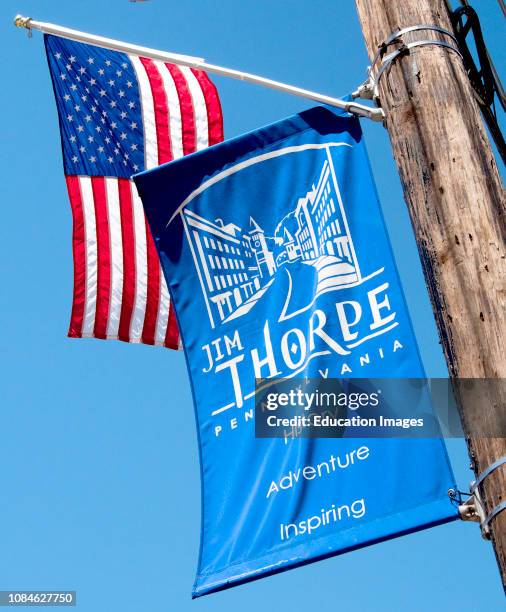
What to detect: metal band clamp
<box><xmin>459</xmin><ymin>455</ymin><xmax>506</xmax><ymax>539</ymax></box>
<box><xmin>483</xmin><ymin>500</ymin><xmax>506</xmax><ymax>530</ymax></box>
<box><xmin>471</xmin><ymin>455</ymin><xmax>506</xmax><ymax>494</ymax></box>
<box><xmin>353</xmin><ymin>24</ymin><xmax>463</xmax><ymax>101</ymax></box>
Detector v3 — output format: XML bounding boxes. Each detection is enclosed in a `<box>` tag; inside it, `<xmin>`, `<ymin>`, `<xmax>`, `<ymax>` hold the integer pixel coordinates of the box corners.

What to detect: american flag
<box><xmin>44</xmin><ymin>34</ymin><xmax>223</xmax><ymax>349</ymax></box>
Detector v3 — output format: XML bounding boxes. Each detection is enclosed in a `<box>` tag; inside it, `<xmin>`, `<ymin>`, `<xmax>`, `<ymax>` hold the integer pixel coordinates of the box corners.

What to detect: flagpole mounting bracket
<box><xmin>458</xmin><ymin>455</ymin><xmax>506</xmax><ymax>539</ymax></box>
<box><xmin>458</xmin><ymin>488</ymin><xmax>491</xmax><ymax>539</ymax></box>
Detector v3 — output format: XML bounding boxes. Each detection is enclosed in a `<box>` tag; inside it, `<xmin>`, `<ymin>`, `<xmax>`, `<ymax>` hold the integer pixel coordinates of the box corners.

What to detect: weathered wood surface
<box><xmin>356</xmin><ymin>0</ymin><xmax>506</xmax><ymax>587</ymax></box>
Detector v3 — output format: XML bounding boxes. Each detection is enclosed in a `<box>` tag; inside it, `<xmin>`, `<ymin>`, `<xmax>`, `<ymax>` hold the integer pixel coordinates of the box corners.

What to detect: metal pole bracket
<box><xmin>459</xmin><ymin>455</ymin><xmax>506</xmax><ymax>540</ymax></box>
<box><xmin>458</xmin><ymin>488</ymin><xmax>490</xmax><ymax>539</ymax></box>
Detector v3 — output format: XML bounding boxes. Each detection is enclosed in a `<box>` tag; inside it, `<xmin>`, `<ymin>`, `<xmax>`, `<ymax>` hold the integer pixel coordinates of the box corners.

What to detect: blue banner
<box><xmin>133</xmin><ymin>106</ymin><xmax>458</xmax><ymax>597</ymax></box>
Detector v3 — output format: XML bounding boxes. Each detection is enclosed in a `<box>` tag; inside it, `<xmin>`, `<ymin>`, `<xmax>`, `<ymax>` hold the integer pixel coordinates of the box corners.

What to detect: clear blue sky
<box><xmin>1</xmin><ymin>1</ymin><xmax>504</xmax><ymax>610</ymax></box>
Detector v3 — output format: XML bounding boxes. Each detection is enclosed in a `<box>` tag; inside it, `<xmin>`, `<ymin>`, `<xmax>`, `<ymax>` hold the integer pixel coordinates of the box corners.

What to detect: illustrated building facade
<box><xmin>184</xmin><ymin>155</ymin><xmax>360</xmax><ymax>327</ymax></box>
<box><xmin>283</xmin><ymin>228</ymin><xmax>301</xmax><ymax>261</ymax></box>
<box><xmin>183</xmin><ymin>209</ymin><xmax>276</xmax><ymax>327</ymax></box>
<box><xmin>293</xmin><ymin>159</ymin><xmax>354</xmax><ymax>263</ymax></box>
<box><xmin>249</xmin><ymin>217</ymin><xmax>276</xmax><ymax>278</ymax></box>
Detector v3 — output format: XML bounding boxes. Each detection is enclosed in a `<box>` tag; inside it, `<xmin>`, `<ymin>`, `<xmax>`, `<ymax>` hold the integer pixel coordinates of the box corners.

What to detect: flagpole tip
<box><xmin>13</xmin><ymin>14</ymin><xmax>32</xmax><ymax>28</ymax></box>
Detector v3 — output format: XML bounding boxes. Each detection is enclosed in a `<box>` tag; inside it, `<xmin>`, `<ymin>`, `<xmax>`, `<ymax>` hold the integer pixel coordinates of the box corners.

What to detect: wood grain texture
<box><xmin>356</xmin><ymin>0</ymin><xmax>506</xmax><ymax>587</ymax></box>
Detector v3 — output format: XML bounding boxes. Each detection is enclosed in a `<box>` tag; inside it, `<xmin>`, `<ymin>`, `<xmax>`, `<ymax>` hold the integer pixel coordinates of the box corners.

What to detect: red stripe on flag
<box><xmin>65</xmin><ymin>176</ymin><xmax>86</xmax><ymax>338</ymax></box>
<box><xmin>90</xmin><ymin>177</ymin><xmax>112</xmax><ymax>339</ymax></box>
<box><xmin>191</xmin><ymin>69</ymin><xmax>224</xmax><ymax>146</ymax></box>
<box><xmin>141</xmin><ymin>220</ymin><xmax>161</xmax><ymax>346</ymax></box>
<box><xmin>117</xmin><ymin>179</ymin><xmax>136</xmax><ymax>343</ymax></box>
<box><xmin>139</xmin><ymin>58</ymin><xmax>173</xmax><ymax>164</ymax></box>
<box><xmin>165</xmin><ymin>303</ymin><xmax>180</xmax><ymax>350</ymax></box>
<box><xmin>165</xmin><ymin>63</ymin><xmax>197</xmax><ymax>155</ymax></box>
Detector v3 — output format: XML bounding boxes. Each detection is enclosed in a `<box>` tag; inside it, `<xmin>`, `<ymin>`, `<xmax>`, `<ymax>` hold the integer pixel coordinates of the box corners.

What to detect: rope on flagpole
<box><xmin>13</xmin><ymin>14</ymin><xmax>385</xmax><ymax>123</ymax></box>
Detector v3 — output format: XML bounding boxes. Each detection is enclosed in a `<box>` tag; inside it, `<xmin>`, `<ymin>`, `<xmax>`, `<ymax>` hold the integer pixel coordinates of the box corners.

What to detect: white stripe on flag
<box><xmin>155</xmin><ymin>272</ymin><xmax>171</xmax><ymax>345</ymax></box>
<box><xmin>105</xmin><ymin>178</ymin><xmax>124</xmax><ymax>339</ymax></box>
<box><xmin>155</xmin><ymin>60</ymin><xmax>184</xmax><ymax>160</ymax></box>
<box><xmin>179</xmin><ymin>66</ymin><xmax>209</xmax><ymax>151</ymax></box>
<box><xmin>129</xmin><ymin>55</ymin><xmax>159</xmax><ymax>169</ymax></box>
<box><xmin>130</xmin><ymin>183</ymin><xmax>148</xmax><ymax>341</ymax></box>
<box><xmin>78</xmin><ymin>177</ymin><xmax>98</xmax><ymax>337</ymax></box>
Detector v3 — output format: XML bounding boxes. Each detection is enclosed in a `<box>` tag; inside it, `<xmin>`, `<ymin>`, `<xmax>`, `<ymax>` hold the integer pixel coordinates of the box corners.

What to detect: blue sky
<box><xmin>1</xmin><ymin>1</ymin><xmax>504</xmax><ymax>610</ymax></box>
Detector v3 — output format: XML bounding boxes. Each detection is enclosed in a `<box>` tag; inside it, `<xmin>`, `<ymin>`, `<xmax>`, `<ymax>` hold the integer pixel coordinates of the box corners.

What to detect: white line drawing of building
<box><xmin>294</xmin><ymin>159</ymin><xmax>353</xmax><ymax>262</ymax></box>
<box><xmin>291</xmin><ymin>158</ymin><xmax>360</xmax><ymax>291</ymax></box>
<box><xmin>249</xmin><ymin>217</ymin><xmax>276</xmax><ymax>278</ymax></box>
<box><xmin>183</xmin><ymin>209</ymin><xmax>276</xmax><ymax>328</ymax></box>
<box><xmin>283</xmin><ymin>228</ymin><xmax>301</xmax><ymax>261</ymax></box>
<box><xmin>183</xmin><ymin>152</ymin><xmax>361</xmax><ymax>327</ymax></box>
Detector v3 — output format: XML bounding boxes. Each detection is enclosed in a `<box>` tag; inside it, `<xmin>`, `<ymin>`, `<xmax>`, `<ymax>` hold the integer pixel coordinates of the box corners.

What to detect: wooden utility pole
<box><xmin>355</xmin><ymin>0</ymin><xmax>506</xmax><ymax>586</ymax></box>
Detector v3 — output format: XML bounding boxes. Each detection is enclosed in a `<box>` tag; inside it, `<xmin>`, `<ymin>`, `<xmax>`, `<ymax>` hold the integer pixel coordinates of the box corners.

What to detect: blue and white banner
<box><xmin>134</xmin><ymin>106</ymin><xmax>458</xmax><ymax>597</ymax></box>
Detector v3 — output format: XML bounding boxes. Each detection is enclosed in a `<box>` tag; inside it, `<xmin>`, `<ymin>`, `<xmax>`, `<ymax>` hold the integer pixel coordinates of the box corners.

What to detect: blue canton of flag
<box><xmin>46</xmin><ymin>36</ymin><xmax>144</xmax><ymax>177</ymax></box>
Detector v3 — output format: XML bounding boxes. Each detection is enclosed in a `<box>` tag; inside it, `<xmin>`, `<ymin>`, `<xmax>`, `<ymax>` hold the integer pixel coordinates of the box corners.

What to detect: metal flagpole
<box><xmin>13</xmin><ymin>14</ymin><xmax>384</xmax><ymax>123</ymax></box>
